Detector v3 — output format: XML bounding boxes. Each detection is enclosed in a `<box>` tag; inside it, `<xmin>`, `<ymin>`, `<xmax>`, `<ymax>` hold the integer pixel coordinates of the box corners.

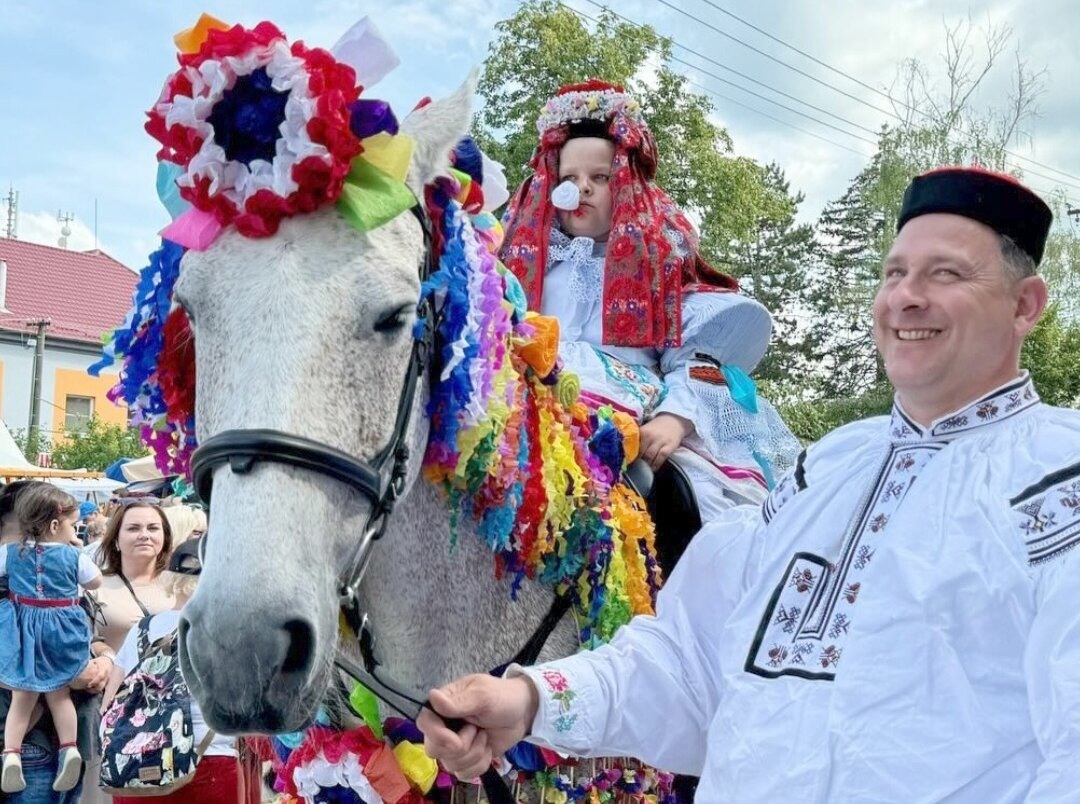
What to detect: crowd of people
<box><xmin>0</xmin><ymin>484</ymin><xmax>257</xmax><ymax>803</ymax></box>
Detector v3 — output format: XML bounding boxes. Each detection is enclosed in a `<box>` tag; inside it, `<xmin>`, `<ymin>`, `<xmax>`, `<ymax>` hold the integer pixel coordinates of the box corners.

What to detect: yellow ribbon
<box><xmin>392</xmin><ymin>741</ymin><xmax>439</xmax><ymax>794</ymax></box>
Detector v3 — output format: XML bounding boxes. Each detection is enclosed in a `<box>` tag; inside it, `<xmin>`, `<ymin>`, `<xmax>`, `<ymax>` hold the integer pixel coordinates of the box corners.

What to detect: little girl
<box><xmin>0</xmin><ymin>484</ymin><xmax>102</xmax><ymax>794</ymax></box>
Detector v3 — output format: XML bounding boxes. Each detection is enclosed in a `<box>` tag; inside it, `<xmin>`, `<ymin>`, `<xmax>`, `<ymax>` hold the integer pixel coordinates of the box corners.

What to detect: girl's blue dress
<box><xmin>0</xmin><ymin>542</ymin><xmax>91</xmax><ymax>692</ymax></box>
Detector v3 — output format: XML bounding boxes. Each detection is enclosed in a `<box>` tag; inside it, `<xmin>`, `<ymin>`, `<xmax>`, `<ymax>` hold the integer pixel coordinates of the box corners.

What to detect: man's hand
<box><xmin>417</xmin><ymin>674</ymin><xmax>539</xmax><ymax>781</ymax></box>
<box><xmin>639</xmin><ymin>413</ymin><xmax>693</xmax><ymax>470</ymax></box>
<box><xmin>71</xmin><ymin>656</ymin><xmax>111</xmax><ymax>694</ymax></box>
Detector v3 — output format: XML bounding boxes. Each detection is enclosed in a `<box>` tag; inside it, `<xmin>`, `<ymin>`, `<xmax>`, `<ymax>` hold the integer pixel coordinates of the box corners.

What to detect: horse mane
<box><xmin>420</xmin><ymin>171</ymin><xmax>661</xmax><ymax>647</ymax></box>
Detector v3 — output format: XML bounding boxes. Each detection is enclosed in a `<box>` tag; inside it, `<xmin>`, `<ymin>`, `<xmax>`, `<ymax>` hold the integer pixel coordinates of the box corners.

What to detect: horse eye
<box><xmin>374</xmin><ymin>304</ymin><xmax>412</xmax><ymax>334</ymax></box>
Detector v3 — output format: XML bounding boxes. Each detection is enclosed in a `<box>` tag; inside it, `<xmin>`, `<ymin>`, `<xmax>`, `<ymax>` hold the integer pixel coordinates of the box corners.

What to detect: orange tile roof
<box><xmin>0</xmin><ymin>238</ymin><xmax>136</xmax><ymax>345</ymax></box>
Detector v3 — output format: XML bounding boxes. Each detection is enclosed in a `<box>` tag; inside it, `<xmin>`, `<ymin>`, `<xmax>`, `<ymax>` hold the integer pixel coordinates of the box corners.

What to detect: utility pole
<box><xmin>26</xmin><ymin>318</ymin><xmax>50</xmax><ymax>460</ymax></box>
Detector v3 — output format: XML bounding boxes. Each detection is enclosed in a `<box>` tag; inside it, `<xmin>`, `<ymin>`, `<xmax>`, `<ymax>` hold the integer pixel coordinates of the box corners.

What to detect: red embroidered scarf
<box><xmin>500</xmin><ymin>83</ymin><xmax>737</xmax><ymax>348</ymax></box>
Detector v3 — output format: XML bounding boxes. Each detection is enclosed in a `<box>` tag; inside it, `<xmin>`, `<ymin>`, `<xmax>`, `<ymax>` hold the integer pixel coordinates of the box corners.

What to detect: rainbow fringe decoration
<box><xmin>422</xmin><ymin>171</ymin><xmax>661</xmax><ymax>646</ymax></box>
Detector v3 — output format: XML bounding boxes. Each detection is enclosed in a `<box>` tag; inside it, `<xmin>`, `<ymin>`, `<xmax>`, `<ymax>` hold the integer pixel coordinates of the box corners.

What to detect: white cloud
<box><xmin>12</xmin><ymin>210</ymin><xmax>102</xmax><ymax>254</ymax></box>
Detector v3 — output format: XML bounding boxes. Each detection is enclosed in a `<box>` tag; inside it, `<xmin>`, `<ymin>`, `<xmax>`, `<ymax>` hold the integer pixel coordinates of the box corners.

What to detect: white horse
<box><xmin>176</xmin><ymin>78</ymin><xmax>578</xmax><ymax>734</ymax></box>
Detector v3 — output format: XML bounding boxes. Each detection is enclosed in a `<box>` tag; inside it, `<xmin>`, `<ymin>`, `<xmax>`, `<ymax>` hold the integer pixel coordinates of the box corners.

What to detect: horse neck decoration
<box><xmin>96</xmin><ymin>15</ymin><xmax>672</xmax><ymax>802</ymax></box>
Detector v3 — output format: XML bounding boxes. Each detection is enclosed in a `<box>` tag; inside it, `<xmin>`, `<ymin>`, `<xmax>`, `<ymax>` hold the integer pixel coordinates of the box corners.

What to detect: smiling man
<box><xmin>419</xmin><ymin>167</ymin><xmax>1080</xmax><ymax>803</ymax></box>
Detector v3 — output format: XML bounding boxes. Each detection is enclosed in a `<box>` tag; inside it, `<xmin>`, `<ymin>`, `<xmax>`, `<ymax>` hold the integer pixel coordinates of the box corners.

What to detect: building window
<box><xmin>64</xmin><ymin>395</ymin><xmax>94</xmax><ymax>433</ymax></box>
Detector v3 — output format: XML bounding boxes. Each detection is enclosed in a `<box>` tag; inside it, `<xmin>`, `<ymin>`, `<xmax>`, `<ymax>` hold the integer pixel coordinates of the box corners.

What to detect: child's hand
<box><xmin>639</xmin><ymin>413</ymin><xmax>693</xmax><ymax>470</ymax></box>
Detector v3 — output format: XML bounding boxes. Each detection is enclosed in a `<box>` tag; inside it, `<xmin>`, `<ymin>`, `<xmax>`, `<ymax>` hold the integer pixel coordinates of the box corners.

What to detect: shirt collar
<box><xmin>890</xmin><ymin>372</ymin><xmax>1040</xmax><ymax>443</ymax></box>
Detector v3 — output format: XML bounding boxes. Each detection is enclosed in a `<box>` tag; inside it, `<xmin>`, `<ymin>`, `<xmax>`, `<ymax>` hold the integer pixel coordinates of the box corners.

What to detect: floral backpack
<box><xmin>99</xmin><ymin>615</ymin><xmax>214</xmax><ymax>796</ymax></box>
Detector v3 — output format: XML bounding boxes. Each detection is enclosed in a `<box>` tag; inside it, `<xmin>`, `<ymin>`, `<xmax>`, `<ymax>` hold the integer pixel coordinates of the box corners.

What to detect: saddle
<box><xmin>625</xmin><ymin>457</ymin><xmax>703</xmax><ymax>575</ymax></box>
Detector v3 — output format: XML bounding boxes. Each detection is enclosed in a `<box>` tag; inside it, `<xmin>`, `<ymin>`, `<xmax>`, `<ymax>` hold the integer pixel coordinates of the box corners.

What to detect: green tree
<box><xmin>810</xmin><ymin>156</ymin><xmax>889</xmax><ymax>397</ymax></box>
<box><xmin>1022</xmin><ymin>304</ymin><xmax>1080</xmax><ymax>407</ymax></box>
<box><xmin>807</xmin><ymin>17</ymin><xmax>1080</xmax><ymax>402</ymax></box>
<box><xmin>11</xmin><ymin>427</ymin><xmax>47</xmax><ymax>464</ymax></box>
<box><xmin>49</xmin><ymin>416</ymin><xmax>148</xmax><ymax>472</ymax></box>
<box><xmin>476</xmin><ymin>0</ymin><xmax>789</xmax><ymax>267</ymax></box>
<box><xmin>732</xmin><ymin>165</ymin><xmax>823</xmax><ymax>390</ymax></box>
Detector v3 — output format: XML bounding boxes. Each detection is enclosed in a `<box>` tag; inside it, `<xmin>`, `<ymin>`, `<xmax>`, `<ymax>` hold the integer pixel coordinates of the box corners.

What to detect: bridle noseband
<box><xmin>189</xmin><ymin>202</ymin><xmax>436</xmax><ymax>630</ymax></box>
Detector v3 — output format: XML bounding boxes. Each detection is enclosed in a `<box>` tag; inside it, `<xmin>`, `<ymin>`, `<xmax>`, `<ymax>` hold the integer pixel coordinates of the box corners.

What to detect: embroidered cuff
<box><xmin>506</xmin><ymin>662</ymin><xmax>592</xmax><ymax>753</ymax></box>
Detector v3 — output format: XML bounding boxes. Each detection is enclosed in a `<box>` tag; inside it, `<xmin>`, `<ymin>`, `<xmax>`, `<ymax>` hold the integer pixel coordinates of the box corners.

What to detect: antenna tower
<box><xmin>3</xmin><ymin>186</ymin><xmax>17</xmax><ymax>239</ymax></box>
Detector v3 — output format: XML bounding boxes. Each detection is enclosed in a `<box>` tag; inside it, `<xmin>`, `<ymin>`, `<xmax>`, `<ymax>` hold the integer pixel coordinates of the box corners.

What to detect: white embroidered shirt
<box><xmin>512</xmin><ymin>373</ymin><xmax>1080</xmax><ymax>803</ymax></box>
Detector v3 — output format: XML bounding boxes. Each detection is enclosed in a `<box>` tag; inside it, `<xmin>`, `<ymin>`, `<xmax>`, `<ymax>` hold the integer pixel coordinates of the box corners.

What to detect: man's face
<box><xmin>556</xmin><ymin>137</ymin><xmax>616</xmax><ymax>241</ymax></box>
<box><xmin>872</xmin><ymin>213</ymin><xmax>1043</xmax><ymax>417</ymax></box>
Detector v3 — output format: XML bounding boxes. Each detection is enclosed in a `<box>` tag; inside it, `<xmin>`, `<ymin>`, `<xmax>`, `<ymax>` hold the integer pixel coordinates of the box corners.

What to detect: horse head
<box><xmin>175</xmin><ymin>77</ymin><xmax>475</xmax><ymax>733</ymax></box>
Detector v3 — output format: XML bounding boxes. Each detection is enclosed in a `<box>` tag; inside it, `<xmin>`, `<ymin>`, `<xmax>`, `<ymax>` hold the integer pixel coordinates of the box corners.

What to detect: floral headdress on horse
<box><xmin>500</xmin><ymin>79</ymin><xmax>737</xmax><ymax>349</ymax></box>
<box><xmin>91</xmin><ymin>14</ymin><xmax>416</xmax><ymax>477</ymax></box>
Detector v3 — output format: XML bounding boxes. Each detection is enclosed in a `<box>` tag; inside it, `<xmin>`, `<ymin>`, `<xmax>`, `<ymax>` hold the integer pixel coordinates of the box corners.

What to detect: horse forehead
<box><xmin>179</xmin><ymin>209</ymin><xmax>423</xmax><ymax>305</ymax></box>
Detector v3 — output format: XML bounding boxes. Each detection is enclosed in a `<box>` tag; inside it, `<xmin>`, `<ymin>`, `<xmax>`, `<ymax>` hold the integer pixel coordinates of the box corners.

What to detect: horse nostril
<box><xmin>280</xmin><ymin>619</ymin><xmax>315</xmax><ymax>676</ymax></box>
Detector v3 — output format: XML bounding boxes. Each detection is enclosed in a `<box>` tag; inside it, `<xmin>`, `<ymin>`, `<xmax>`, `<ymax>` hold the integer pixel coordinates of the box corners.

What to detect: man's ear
<box><xmin>1015</xmin><ymin>275</ymin><xmax>1049</xmax><ymax>338</ymax></box>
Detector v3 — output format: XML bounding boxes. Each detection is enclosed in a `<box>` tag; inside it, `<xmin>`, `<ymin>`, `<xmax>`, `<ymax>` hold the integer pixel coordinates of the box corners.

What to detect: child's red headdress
<box><xmin>500</xmin><ymin>80</ymin><xmax>737</xmax><ymax>348</ymax></box>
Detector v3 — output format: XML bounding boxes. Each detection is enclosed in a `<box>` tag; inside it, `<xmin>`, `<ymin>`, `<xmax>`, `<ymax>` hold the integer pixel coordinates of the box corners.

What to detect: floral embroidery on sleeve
<box><xmin>541</xmin><ymin>670</ymin><xmax>578</xmax><ymax>733</ymax></box>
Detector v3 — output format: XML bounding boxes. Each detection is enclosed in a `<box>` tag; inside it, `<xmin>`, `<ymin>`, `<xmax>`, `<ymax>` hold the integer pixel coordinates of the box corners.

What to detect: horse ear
<box><xmin>401</xmin><ymin>68</ymin><xmax>478</xmax><ymax>196</ymax></box>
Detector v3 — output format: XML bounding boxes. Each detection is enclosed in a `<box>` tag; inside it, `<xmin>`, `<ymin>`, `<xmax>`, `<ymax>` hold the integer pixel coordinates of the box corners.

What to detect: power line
<box><xmin>644</xmin><ymin>0</ymin><xmax>898</xmax><ymax>119</ymax></box>
<box><xmin>669</xmin><ymin>53</ymin><xmax>879</xmax><ymax>145</ymax></box>
<box><xmin>663</xmin><ymin>0</ymin><xmax>1080</xmax><ymax>188</ymax></box>
<box><xmin>564</xmin><ymin>4</ymin><xmax>878</xmax><ymax>149</ymax></box>
<box><xmin>680</xmin><ymin>79</ymin><xmax>875</xmax><ymax>158</ymax></box>
<box><xmin>577</xmin><ymin>0</ymin><xmax>880</xmax><ymax>141</ymax></box>
<box><xmin>573</xmin><ymin>1</ymin><xmax>1080</xmax><ymax>201</ymax></box>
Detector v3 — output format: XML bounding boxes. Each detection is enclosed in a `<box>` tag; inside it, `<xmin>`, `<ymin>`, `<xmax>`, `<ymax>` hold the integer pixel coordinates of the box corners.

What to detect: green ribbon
<box><xmin>337</xmin><ymin>157</ymin><xmax>417</xmax><ymax>233</ymax></box>
<box><xmin>348</xmin><ymin>681</ymin><xmax>384</xmax><ymax>739</ymax></box>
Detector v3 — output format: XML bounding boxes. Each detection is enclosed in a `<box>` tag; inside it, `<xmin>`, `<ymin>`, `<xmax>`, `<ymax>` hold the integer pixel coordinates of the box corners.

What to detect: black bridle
<box><xmin>189</xmin><ymin>202</ymin><xmax>518</xmax><ymax>803</ymax></box>
<box><xmin>190</xmin><ymin>204</ymin><xmax>436</xmax><ymax>624</ymax></box>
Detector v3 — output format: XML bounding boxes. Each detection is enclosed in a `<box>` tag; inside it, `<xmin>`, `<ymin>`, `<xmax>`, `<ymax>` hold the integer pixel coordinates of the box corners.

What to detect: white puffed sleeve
<box><xmin>1024</xmin><ymin>548</ymin><xmax>1080</xmax><ymax>801</ymax></box>
<box><xmin>508</xmin><ymin>503</ymin><xmax>767</xmax><ymax>775</ymax></box>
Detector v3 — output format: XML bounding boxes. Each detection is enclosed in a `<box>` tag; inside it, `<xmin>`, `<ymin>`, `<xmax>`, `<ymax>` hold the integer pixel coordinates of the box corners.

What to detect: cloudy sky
<box><xmin>2</xmin><ymin>0</ymin><xmax>1077</xmax><ymax>270</ymax></box>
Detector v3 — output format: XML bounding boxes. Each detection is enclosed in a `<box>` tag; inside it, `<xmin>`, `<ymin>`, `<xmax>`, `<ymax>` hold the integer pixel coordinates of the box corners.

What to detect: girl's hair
<box><xmin>13</xmin><ymin>484</ymin><xmax>79</xmax><ymax>542</ymax></box>
<box><xmin>565</xmin><ymin>118</ymin><xmax>614</xmax><ymax>142</ymax></box>
<box><xmin>98</xmin><ymin>502</ymin><xmax>173</xmax><ymax>577</ymax></box>
<box><xmin>0</xmin><ymin>480</ymin><xmax>42</xmax><ymax>522</ymax></box>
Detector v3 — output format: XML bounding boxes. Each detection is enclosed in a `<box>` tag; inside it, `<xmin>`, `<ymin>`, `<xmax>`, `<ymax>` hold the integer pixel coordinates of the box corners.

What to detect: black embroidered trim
<box><xmin>1009</xmin><ymin>460</ymin><xmax>1080</xmax><ymax>507</ymax></box>
<box><xmin>793</xmin><ymin>449</ymin><xmax>808</xmax><ymax>491</ymax></box>
<box><xmin>744</xmin><ymin>552</ymin><xmax>835</xmax><ymax>681</ymax></box>
<box><xmin>1029</xmin><ymin>531</ymin><xmax>1080</xmax><ymax>565</ymax></box>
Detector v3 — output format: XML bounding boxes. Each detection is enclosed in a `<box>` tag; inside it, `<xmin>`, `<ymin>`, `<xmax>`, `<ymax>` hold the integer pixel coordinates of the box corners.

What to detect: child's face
<box><xmin>556</xmin><ymin>137</ymin><xmax>616</xmax><ymax>241</ymax></box>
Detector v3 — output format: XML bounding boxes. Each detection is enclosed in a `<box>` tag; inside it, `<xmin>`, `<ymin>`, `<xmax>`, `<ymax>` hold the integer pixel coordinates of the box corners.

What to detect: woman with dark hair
<box><xmin>79</xmin><ymin>503</ymin><xmax>176</xmax><ymax>802</ymax></box>
<box><xmin>92</xmin><ymin>503</ymin><xmax>175</xmax><ymax>652</ymax></box>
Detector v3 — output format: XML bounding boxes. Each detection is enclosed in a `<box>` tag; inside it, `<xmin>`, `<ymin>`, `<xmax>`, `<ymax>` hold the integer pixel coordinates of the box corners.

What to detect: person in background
<box><xmin>0</xmin><ymin>481</ymin><xmax>114</xmax><ymax>804</ymax></box>
<box><xmin>82</xmin><ymin>504</ymin><xmax>174</xmax><ymax>804</ymax></box>
<box><xmin>161</xmin><ymin>505</ymin><xmax>203</xmax><ymax>549</ymax></box>
<box><xmin>0</xmin><ymin>487</ymin><xmax>101</xmax><ymax>794</ymax></box>
<box><xmin>91</xmin><ymin>504</ymin><xmax>175</xmax><ymax>654</ymax></box>
<box><xmin>100</xmin><ymin>539</ymin><xmax>259</xmax><ymax>804</ymax></box>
